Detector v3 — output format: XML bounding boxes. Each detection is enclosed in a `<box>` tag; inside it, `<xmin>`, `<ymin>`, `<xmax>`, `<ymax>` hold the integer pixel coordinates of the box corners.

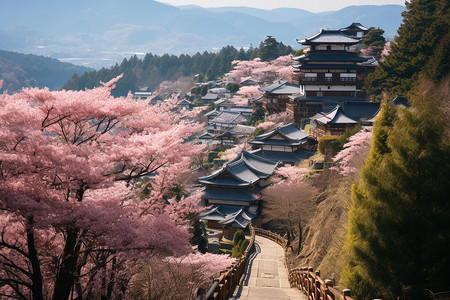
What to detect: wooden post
<box><xmin>325</xmin><ymin>279</ymin><xmax>334</xmax><ymax>300</ymax></box>
<box><xmin>342</xmin><ymin>289</ymin><xmax>352</xmax><ymax>300</ymax></box>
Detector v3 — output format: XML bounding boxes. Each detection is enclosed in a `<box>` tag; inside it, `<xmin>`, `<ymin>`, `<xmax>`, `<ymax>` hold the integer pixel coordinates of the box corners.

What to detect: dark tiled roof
<box><xmin>292</xmin><ymin>51</ymin><xmax>367</xmax><ymax>63</ymax></box>
<box><xmin>340</xmin><ymin>101</ymin><xmax>381</xmax><ymax>119</ymax></box>
<box><xmin>211</xmin><ymin>111</ymin><xmax>248</xmax><ymax>124</ymax></box>
<box><xmin>197</xmin><ymin>151</ymin><xmax>279</xmax><ymax>187</ymax></box>
<box><xmin>292</xmin><ymin>63</ymin><xmax>365</xmax><ymax>70</ymax></box>
<box><xmin>249</xmin><ymin>123</ymin><xmax>309</xmax><ymax>146</ymax></box>
<box><xmin>340</xmin><ymin>23</ymin><xmax>369</xmax><ymax>32</ymax></box>
<box><xmin>230</xmin><ymin>124</ymin><xmax>256</xmax><ymax>135</ymax></box>
<box><xmin>297</xmin><ymin>29</ymin><xmax>361</xmax><ymax>45</ymax></box>
<box><xmin>214</xmin><ymin>99</ymin><xmax>233</xmax><ymax>106</ymax></box>
<box><xmin>200</xmin><ymin>204</ymin><xmax>258</xmax><ymax>228</ymax></box>
<box><xmin>204</xmin><ymin>109</ymin><xmax>221</xmax><ymax>118</ymax></box>
<box><xmin>259</xmin><ymin>80</ymin><xmax>300</xmax><ymax>95</ymax></box>
<box><xmin>202</xmin><ymin>93</ymin><xmax>220</xmax><ymax>100</ymax></box>
<box><xmin>199</xmin><ymin>132</ymin><xmax>215</xmax><ymax>140</ymax></box>
<box><xmin>228</xmin><ymin>106</ymin><xmax>254</xmax><ymax>114</ymax></box>
<box><xmin>177</xmin><ymin>99</ymin><xmax>192</xmax><ymax>105</ymax></box>
<box><xmin>251</xmin><ymin>149</ymin><xmax>314</xmax><ymax>163</ymax></box>
<box><xmin>201</xmin><ymin>188</ymin><xmax>256</xmax><ymax>202</ymax></box>
<box><xmin>314</xmin><ymin>105</ymin><xmax>359</xmax><ymax>124</ymax></box>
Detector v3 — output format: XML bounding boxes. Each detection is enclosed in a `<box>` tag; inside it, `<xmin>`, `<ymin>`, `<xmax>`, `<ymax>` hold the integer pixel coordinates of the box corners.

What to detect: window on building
<box><xmin>327</xmin><ymin>45</ymin><xmax>331</xmax><ymax>51</ymax></box>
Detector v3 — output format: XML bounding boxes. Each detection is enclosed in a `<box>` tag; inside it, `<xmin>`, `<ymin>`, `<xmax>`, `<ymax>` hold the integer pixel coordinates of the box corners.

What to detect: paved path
<box><xmin>233</xmin><ymin>236</ymin><xmax>307</xmax><ymax>300</ymax></box>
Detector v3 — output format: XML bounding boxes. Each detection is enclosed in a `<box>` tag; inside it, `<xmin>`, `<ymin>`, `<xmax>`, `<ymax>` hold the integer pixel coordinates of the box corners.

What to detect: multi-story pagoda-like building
<box><xmin>288</xmin><ymin>29</ymin><xmax>370</xmax><ymax>126</ymax></box>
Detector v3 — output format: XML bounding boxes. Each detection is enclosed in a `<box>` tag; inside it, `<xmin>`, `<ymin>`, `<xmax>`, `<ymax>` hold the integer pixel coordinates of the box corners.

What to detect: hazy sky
<box><xmin>159</xmin><ymin>0</ymin><xmax>405</xmax><ymax>12</ymax></box>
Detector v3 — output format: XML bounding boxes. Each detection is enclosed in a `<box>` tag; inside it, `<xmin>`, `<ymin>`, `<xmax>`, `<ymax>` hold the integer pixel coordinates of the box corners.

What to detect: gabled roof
<box><xmin>211</xmin><ymin>111</ymin><xmax>248</xmax><ymax>124</ymax></box>
<box><xmin>177</xmin><ymin>99</ymin><xmax>192</xmax><ymax>105</ymax></box>
<box><xmin>259</xmin><ymin>80</ymin><xmax>300</xmax><ymax>95</ymax></box>
<box><xmin>239</xmin><ymin>77</ymin><xmax>261</xmax><ymax>85</ymax></box>
<box><xmin>292</xmin><ymin>63</ymin><xmax>366</xmax><ymax>70</ymax></box>
<box><xmin>249</xmin><ymin>123</ymin><xmax>309</xmax><ymax>146</ymax></box>
<box><xmin>228</xmin><ymin>106</ymin><xmax>254</xmax><ymax>114</ymax></box>
<box><xmin>202</xmin><ymin>93</ymin><xmax>220</xmax><ymax>100</ymax></box>
<box><xmin>292</xmin><ymin>51</ymin><xmax>367</xmax><ymax>63</ymax></box>
<box><xmin>250</xmin><ymin>95</ymin><xmax>264</xmax><ymax>103</ymax></box>
<box><xmin>340</xmin><ymin>23</ymin><xmax>369</xmax><ymax>32</ymax></box>
<box><xmin>204</xmin><ymin>109</ymin><xmax>221</xmax><ymax>118</ymax></box>
<box><xmin>200</xmin><ymin>204</ymin><xmax>258</xmax><ymax>228</ymax></box>
<box><xmin>340</xmin><ymin>101</ymin><xmax>381</xmax><ymax>119</ymax></box>
<box><xmin>201</xmin><ymin>188</ymin><xmax>257</xmax><ymax>202</ymax></box>
<box><xmin>297</xmin><ymin>29</ymin><xmax>361</xmax><ymax>45</ymax></box>
<box><xmin>251</xmin><ymin>149</ymin><xmax>314</xmax><ymax>163</ymax></box>
<box><xmin>199</xmin><ymin>132</ymin><xmax>215</xmax><ymax>140</ymax></box>
<box><xmin>197</xmin><ymin>151</ymin><xmax>279</xmax><ymax>187</ymax></box>
<box><xmin>314</xmin><ymin>105</ymin><xmax>359</xmax><ymax>124</ymax></box>
<box><xmin>214</xmin><ymin>98</ymin><xmax>234</xmax><ymax>106</ymax></box>
<box><xmin>230</xmin><ymin>124</ymin><xmax>256</xmax><ymax>135</ymax></box>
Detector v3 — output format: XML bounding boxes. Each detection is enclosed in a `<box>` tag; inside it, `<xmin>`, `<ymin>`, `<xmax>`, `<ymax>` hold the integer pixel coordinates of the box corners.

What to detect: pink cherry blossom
<box><xmin>0</xmin><ymin>76</ymin><xmax>231</xmax><ymax>299</ymax></box>
<box><xmin>332</xmin><ymin>128</ymin><xmax>372</xmax><ymax>176</ymax></box>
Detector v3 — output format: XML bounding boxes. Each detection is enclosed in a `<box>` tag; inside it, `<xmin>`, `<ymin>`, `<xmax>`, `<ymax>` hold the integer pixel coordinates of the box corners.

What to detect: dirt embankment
<box><xmin>289</xmin><ymin>172</ymin><xmax>354</xmax><ymax>285</ymax></box>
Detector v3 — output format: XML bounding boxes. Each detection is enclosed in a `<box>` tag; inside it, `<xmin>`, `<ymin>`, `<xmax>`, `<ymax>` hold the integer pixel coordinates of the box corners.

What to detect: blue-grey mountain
<box><xmin>0</xmin><ymin>0</ymin><xmax>405</xmax><ymax>68</ymax></box>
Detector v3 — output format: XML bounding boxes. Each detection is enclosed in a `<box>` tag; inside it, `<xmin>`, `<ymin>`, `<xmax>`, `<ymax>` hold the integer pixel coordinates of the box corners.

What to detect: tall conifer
<box><xmin>365</xmin><ymin>0</ymin><xmax>449</xmax><ymax>97</ymax></box>
<box><xmin>342</xmin><ymin>90</ymin><xmax>450</xmax><ymax>299</ymax></box>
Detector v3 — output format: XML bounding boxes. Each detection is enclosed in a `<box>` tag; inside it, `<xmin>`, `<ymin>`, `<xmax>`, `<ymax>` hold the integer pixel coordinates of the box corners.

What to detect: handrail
<box><xmin>197</xmin><ymin>226</ymin><xmax>354</xmax><ymax>300</ymax></box>
<box><xmin>252</xmin><ymin>227</ymin><xmax>354</xmax><ymax>300</ymax></box>
<box><xmin>197</xmin><ymin>223</ymin><xmax>255</xmax><ymax>300</ymax></box>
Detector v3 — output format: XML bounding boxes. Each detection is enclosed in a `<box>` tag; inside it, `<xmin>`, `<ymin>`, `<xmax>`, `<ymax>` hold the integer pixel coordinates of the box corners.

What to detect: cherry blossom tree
<box><xmin>0</xmin><ymin>77</ymin><xmax>231</xmax><ymax>300</ymax></box>
<box><xmin>381</xmin><ymin>41</ymin><xmax>392</xmax><ymax>57</ymax></box>
<box><xmin>255</xmin><ymin>112</ymin><xmax>292</xmax><ymax>131</ymax></box>
<box><xmin>229</xmin><ymin>56</ymin><xmax>293</xmax><ymax>84</ymax></box>
<box><xmin>331</xmin><ymin>128</ymin><xmax>373</xmax><ymax>177</ymax></box>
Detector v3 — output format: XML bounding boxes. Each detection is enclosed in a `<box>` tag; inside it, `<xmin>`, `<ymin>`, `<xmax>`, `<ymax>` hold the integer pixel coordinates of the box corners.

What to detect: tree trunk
<box><xmin>53</xmin><ymin>227</ymin><xmax>80</xmax><ymax>300</ymax></box>
<box><xmin>26</xmin><ymin>220</ymin><xmax>44</xmax><ymax>300</ymax></box>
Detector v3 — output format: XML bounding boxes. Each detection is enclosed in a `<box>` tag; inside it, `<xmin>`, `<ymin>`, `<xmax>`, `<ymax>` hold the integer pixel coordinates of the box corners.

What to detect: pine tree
<box><xmin>342</xmin><ymin>90</ymin><xmax>450</xmax><ymax>299</ymax></box>
<box><xmin>257</xmin><ymin>36</ymin><xmax>280</xmax><ymax>62</ymax></box>
<box><xmin>365</xmin><ymin>0</ymin><xmax>450</xmax><ymax>98</ymax></box>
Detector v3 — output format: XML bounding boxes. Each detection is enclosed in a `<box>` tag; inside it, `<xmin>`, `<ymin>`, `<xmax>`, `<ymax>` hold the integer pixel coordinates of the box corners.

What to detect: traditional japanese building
<box><xmin>197</xmin><ymin>151</ymin><xmax>279</xmax><ymax>229</ymax></box>
<box><xmin>288</xmin><ymin>28</ymin><xmax>371</xmax><ymax>127</ymax></box>
<box><xmin>339</xmin><ymin>23</ymin><xmax>369</xmax><ymax>38</ymax></box>
<box><xmin>259</xmin><ymin>80</ymin><xmax>300</xmax><ymax>114</ymax></box>
<box><xmin>209</xmin><ymin>111</ymin><xmax>248</xmax><ymax>134</ymax></box>
<box><xmin>201</xmin><ymin>93</ymin><xmax>220</xmax><ymax>105</ymax></box>
<box><xmin>248</xmin><ymin>123</ymin><xmax>315</xmax><ymax>165</ymax></box>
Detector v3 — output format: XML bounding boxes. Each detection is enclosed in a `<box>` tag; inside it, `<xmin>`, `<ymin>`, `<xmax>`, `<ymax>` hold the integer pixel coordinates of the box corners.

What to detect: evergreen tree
<box><xmin>257</xmin><ymin>36</ymin><xmax>280</xmax><ymax>62</ymax></box>
<box><xmin>248</xmin><ymin>107</ymin><xmax>265</xmax><ymax>125</ymax></box>
<box><xmin>189</xmin><ymin>214</ymin><xmax>208</xmax><ymax>254</ymax></box>
<box><xmin>365</xmin><ymin>0</ymin><xmax>450</xmax><ymax>98</ymax></box>
<box><xmin>342</xmin><ymin>90</ymin><xmax>450</xmax><ymax>299</ymax></box>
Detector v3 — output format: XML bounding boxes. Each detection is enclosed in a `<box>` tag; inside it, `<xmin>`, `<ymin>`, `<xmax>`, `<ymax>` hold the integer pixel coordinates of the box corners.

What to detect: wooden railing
<box><xmin>252</xmin><ymin>227</ymin><xmax>353</xmax><ymax>300</ymax></box>
<box><xmin>197</xmin><ymin>226</ymin><xmax>353</xmax><ymax>300</ymax></box>
<box><xmin>196</xmin><ymin>223</ymin><xmax>255</xmax><ymax>300</ymax></box>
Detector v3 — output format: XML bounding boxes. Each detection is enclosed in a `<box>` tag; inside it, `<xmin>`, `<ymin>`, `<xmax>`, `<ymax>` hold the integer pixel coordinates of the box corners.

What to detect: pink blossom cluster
<box><xmin>229</xmin><ymin>55</ymin><xmax>293</xmax><ymax>84</ymax></box>
<box><xmin>332</xmin><ymin>129</ymin><xmax>373</xmax><ymax>176</ymax></box>
<box><xmin>0</xmin><ymin>76</ymin><xmax>232</xmax><ymax>298</ymax></box>
<box><xmin>381</xmin><ymin>41</ymin><xmax>392</xmax><ymax>57</ymax></box>
<box><xmin>272</xmin><ymin>166</ymin><xmax>309</xmax><ymax>184</ymax></box>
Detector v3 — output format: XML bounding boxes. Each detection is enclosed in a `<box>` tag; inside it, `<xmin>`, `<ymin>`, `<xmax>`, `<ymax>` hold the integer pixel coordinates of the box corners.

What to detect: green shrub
<box><xmin>207</xmin><ymin>151</ymin><xmax>219</xmax><ymax>162</ymax></box>
<box><xmin>318</xmin><ymin>136</ymin><xmax>341</xmax><ymax>156</ymax></box>
<box><xmin>233</xmin><ymin>230</ymin><xmax>245</xmax><ymax>246</ymax></box>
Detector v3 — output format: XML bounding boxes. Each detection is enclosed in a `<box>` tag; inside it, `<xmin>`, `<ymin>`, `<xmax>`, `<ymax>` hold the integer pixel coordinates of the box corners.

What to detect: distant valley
<box><xmin>0</xmin><ymin>0</ymin><xmax>405</xmax><ymax>69</ymax></box>
<box><xmin>0</xmin><ymin>50</ymin><xmax>93</xmax><ymax>92</ymax></box>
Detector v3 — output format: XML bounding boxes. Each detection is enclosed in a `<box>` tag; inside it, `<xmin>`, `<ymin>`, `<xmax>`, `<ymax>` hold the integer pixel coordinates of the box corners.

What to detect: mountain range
<box><xmin>0</xmin><ymin>1</ymin><xmax>405</xmax><ymax>69</ymax></box>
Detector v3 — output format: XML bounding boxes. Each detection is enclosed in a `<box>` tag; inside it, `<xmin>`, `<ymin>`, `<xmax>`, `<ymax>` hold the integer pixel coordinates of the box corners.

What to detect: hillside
<box><xmin>0</xmin><ymin>50</ymin><xmax>93</xmax><ymax>92</ymax></box>
<box><xmin>0</xmin><ymin>0</ymin><xmax>405</xmax><ymax>68</ymax></box>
